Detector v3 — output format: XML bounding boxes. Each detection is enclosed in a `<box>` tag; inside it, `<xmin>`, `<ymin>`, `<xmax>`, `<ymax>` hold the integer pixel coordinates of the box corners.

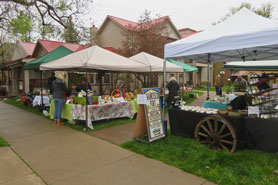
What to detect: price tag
<box><xmin>248</xmin><ymin>106</ymin><xmax>260</xmax><ymax>117</ymax></box>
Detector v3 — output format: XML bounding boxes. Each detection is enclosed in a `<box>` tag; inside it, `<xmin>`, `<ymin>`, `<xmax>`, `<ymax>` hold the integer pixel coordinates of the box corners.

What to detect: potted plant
<box><xmin>232</xmin><ymin>82</ymin><xmax>246</xmax><ymax>92</ymax></box>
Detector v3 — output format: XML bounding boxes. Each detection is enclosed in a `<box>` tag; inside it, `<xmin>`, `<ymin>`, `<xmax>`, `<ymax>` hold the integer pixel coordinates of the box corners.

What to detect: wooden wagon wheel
<box><xmin>194</xmin><ymin>115</ymin><xmax>237</xmax><ymax>153</ymax></box>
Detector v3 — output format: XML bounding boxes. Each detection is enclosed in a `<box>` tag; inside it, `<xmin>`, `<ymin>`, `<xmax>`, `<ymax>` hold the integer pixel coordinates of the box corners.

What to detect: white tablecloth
<box><xmin>33</xmin><ymin>96</ymin><xmax>50</xmax><ymax>107</ymax></box>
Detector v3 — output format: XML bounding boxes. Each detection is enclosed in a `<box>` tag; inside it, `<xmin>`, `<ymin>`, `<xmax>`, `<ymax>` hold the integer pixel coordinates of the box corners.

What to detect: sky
<box><xmin>89</xmin><ymin>0</ymin><xmax>278</xmax><ymax>31</ymax></box>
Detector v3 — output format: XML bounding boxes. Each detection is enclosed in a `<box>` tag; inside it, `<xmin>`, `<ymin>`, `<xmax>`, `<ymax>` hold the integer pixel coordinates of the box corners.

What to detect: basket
<box><xmin>228</xmin><ymin>111</ymin><xmax>241</xmax><ymax>117</ymax></box>
<box><xmin>218</xmin><ymin>109</ymin><xmax>228</xmax><ymax>115</ymax></box>
<box><xmin>111</xmin><ymin>88</ymin><xmax>123</xmax><ymax>98</ymax></box>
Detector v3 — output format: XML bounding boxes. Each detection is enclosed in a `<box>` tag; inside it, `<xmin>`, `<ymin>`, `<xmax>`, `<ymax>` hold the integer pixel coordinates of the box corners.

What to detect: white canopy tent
<box><xmin>224</xmin><ymin>61</ymin><xmax>278</xmax><ymax>71</ymax></box>
<box><xmin>165</xmin><ymin>8</ymin><xmax>278</xmax><ymax>62</ymax></box>
<box><xmin>40</xmin><ymin>45</ymin><xmax>150</xmax><ymax>72</ymax></box>
<box><xmin>130</xmin><ymin>52</ymin><xmax>183</xmax><ymax>72</ymax></box>
<box><xmin>163</xmin><ymin>8</ymin><xmax>278</xmax><ymax>114</ymax></box>
<box><xmin>40</xmin><ymin>45</ymin><xmax>152</xmax><ymax>129</ymax></box>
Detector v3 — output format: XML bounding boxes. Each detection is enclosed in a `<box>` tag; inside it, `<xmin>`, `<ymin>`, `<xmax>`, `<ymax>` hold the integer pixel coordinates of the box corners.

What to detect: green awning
<box><xmin>166</xmin><ymin>59</ymin><xmax>198</xmax><ymax>72</ymax></box>
<box><xmin>223</xmin><ymin>61</ymin><xmax>278</xmax><ymax>71</ymax></box>
<box><xmin>24</xmin><ymin>45</ymin><xmax>73</xmax><ymax>70</ymax></box>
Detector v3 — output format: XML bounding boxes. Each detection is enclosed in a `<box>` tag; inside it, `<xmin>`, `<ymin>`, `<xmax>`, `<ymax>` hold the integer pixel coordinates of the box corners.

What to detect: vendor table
<box><xmin>203</xmin><ymin>101</ymin><xmax>228</xmax><ymax>110</ymax></box>
<box><xmin>169</xmin><ymin>108</ymin><xmax>278</xmax><ymax>153</ymax></box>
<box><xmin>50</xmin><ymin>100</ymin><xmax>136</xmax><ymax>122</ymax></box>
<box><xmin>50</xmin><ymin>101</ymin><xmax>73</xmax><ymax>121</ymax></box>
<box><xmin>72</xmin><ymin>101</ymin><xmax>135</xmax><ymax>121</ymax></box>
<box><xmin>33</xmin><ymin>96</ymin><xmax>50</xmax><ymax>107</ymax></box>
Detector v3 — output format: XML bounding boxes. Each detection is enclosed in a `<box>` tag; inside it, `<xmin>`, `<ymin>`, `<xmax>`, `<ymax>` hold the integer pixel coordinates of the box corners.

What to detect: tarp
<box><xmin>24</xmin><ymin>45</ymin><xmax>73</xmax><ymax>70</ymax></box>
<box><xmin>224</xmin><ymin>61</ymin><xmax>278</xmax><ymax>71</ymax></box>
<box><xmin>165</xmin><ymin>8</ymin><xmax>278</xmax><ymax>62</ymax></box>
<box><xmin>129</xmin><ymin>52</ymin><xmax>183</xmax><ymax>72</ymax></box>
<box><xmin>166</xmin><ymin>59</ymin><xmax>198</xmax><ymax>72</ymax></box>
<box><xmin>40</xmin><ymin>45</ymin><xmax>151</xmax><ymax>72</ymax></box>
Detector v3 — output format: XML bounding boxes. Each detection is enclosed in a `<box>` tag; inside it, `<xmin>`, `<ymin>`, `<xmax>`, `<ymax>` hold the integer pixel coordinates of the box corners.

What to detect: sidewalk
<box><xmin>0</xmin><ymin>147</ymin><xmax>46</xmax><ymax>185</ymax></box>
<box><xmin>189</xmin><ymin>91</ymin><xmax>216</xmax><ymax>106</ymax></box>
<box><xmin>0</xmin><ymin>101</ymin><xmax>215</xmax><ymax>185</ymax></box>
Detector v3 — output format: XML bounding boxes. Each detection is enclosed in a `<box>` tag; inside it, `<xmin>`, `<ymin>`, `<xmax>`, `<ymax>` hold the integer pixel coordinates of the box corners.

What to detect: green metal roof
<box><xmin>166</xmin><ymin>59</ymin><xmax>198</xmax><ymax>72</ymax></box>
<box><xmin>24</xmin><ymin>45</ymin><xmax>73</xmax><ymax>70</ymax></box>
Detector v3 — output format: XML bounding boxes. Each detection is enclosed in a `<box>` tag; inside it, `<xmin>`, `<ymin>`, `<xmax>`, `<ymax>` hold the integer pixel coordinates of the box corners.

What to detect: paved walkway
<box><xmin>189</xmin><ymin>91</ymin><xmax>216</xmax><ymax>106</ymax></box>
<box><xmin>0</xmin><ymin>101</ymin><xmax>215</xmax><ymax>185</ymax></box>
<box><xmin>0</xmin><ymin>147</ymin><xmax>46</xmax><ymax>185</ymax></box>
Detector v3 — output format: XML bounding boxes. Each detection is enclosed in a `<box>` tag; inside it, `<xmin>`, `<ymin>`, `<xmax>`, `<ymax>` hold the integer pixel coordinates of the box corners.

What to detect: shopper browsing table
<box><xmin>52</xmin><ymin>73</ymin><xmax>66</xmax><ymax>126</ymax></box>
<box><xmin>167</xmin><ymin>76</ymin><xmax>180</xmax><ymax>104</ymax></box>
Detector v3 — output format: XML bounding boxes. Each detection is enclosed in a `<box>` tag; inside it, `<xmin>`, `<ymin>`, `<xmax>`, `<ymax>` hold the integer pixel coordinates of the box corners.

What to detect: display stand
<box><xmin>133</xmin><ymin>104</ymin><xmax>149</xmax><ymax>143</ymax></box>
<box><xmin>133</xmin><ymin>88</ymin><xmax>166</xmax><ymax>143</ymax></box>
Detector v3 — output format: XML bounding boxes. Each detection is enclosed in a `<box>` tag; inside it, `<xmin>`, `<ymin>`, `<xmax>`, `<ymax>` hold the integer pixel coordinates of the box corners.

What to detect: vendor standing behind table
<box><xmin>48</xmin><ymin>72</ymin><xmax>56</xmax><ymax>95</ymax></box>
<box><xmin>167</xmin><ymin>76</ymin><xmax>180</xmax><ymax>104</ymax></box>
<box><xmin>52</xmin><ymin>73</ymin><xmax>66</xmax><ymax>126</ymax></box>
<box><xmin>234</xmin><ymin>75</ymin><xmax>248</xmax><ymax>87</ymax></box>
<box><xmin>72</xmin><ymin>78</ymin><xmax>92</xmax><ymax>92</ymax></box>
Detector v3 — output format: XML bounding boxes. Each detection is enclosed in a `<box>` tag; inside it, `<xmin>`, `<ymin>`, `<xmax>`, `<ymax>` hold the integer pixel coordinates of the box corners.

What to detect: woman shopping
<box><xmin>52</xmin><ymin>73</ymin><xmax>66</xmax><ymax>126</ymax></box>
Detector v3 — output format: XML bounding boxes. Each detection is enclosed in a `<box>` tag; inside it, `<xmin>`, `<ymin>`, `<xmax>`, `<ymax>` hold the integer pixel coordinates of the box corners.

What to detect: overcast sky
<box><xmin>90</xmin><ymin>0</ymin><xmax>278</xmax><ymax>31</ymax></box>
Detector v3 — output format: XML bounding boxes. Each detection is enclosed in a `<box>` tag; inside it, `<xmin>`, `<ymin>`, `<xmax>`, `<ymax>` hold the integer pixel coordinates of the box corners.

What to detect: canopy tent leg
<box><xmin>162</xmin><ymin>60</ymin><xmax>167</xmax><ymax>136</ymax></box>
<box><xmin>182</xmin><ymin>72</ymin><xmax>184</xmax><ymax>102</ymax></box>
<box><xmin>85</xmin><ymin>70</ymin><xmax>89</xmax><ymax>130</ymax></box>
<box><xmin>99</xmin><ymin>72</ymin><xmax>103</xmax><ymax>95</ymax></box>
<box><xmin>40</xmin><ymin>71</ymin><xmax>44</xmax><ymax>112</ymax></box>
<box><xmin>207</xmin><ymin>54</ymin><xmax>211</xmax><ymax>100</ymax></box>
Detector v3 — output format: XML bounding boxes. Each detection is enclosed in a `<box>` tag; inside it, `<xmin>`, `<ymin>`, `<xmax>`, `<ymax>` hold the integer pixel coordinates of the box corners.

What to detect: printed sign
<box><xmin>137</xmin><ymin>94</ymin><xmax>147</xmax><ymax>104</ymax></box>
<box><xmin>248</xmin><ymin>106</ymin><xmax>260</xmax><ymax>117</ymax></box>
<box><xmin>142</xmin><ymin>88</ymin><xmax>165</xmax><ymax>142</ymax></box>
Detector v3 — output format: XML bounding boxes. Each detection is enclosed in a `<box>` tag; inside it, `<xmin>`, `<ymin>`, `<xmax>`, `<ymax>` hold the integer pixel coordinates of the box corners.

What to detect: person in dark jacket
<box><xmin>52</xmin><ymin>73</ymin><xmax>66</xmax><ymax>126</ymax></box>
<box><xmin>73</xmin><ymin>78</ymin><xmax>91</xmax><ymax>92</ymax></box>
<box><xmin>167</xmin><ymin>76</ymin><xmax>180</xmax><ymax>103</ymax></box>
<box><xmin>48</xmin><ymin>72</ymin><xmax>56</xmax><ymax>95</ymax></box>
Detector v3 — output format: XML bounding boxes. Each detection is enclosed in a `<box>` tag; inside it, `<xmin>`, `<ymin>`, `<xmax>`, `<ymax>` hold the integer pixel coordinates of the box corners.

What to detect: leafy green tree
<box><xmin>10</xmin><ymin>11</ymin><xmax>32</xmax><ymax>42</ymax></box>
<box><xmin>213</xmin><ymin>2</ymin><xmax>274</xmax><ymax>25</ymax></box>
<box><xmin>63</xmin><ymin>16</ymin><xmax>80</xmax><ymax>43</ymax></box>
<box><xmin>0</xmin><ymin>0</ymin><xmax>94</xmax><ymax>43</ymax></box>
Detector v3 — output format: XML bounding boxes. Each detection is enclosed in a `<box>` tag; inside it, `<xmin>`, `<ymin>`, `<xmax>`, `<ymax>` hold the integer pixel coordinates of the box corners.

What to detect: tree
<box><xmin>0</xmin><ymin>0</ymin><xmax>94</xmax><ymax>43</ymax></box>
<box><xmin>10</xmin><ymin>11</ymin><xmax>32</xmax><ymax>42</ymax></box>
<box><xmin>62</xmin><ymin>16</ymin><xmax>80</xmax><ymax>43</ymax></box>
<box><xmin>120</xmin><ymin>10</ymin><xmax>170</xmax><ymax>58</ymax></box>
<box><xmin>213</xmin><ymin>2</ymin><xmax>274</xmax><ymax>25</ymax></box>
<box><xmin>119</xmin><ymin>10</ymin><xmax>172</xmax><ymax>88</ymax></box>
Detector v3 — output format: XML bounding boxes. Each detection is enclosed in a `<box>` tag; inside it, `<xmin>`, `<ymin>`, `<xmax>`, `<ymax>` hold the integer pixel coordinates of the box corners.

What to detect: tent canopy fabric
<box><xmin>40</xmin><ymin>45</ymin><xmax>151</xmax><ymax>72</ymax></box>
<box><xmin>224</xmin><ymin>61</ymin><xmax>278</xmax><ymax>71</ymax></box>
<box><xmin>129</xmin><ymin>52</ymin><xmax>183</xmax><ymax>72</ymax></box>
<box><xmin>165</xmin><ymin>8</ymin><xmax>278</xmax><ymax>62</ymax></box>
<box><xmin>166</xmin><ymin>59</ymin><xmax>198</xmax><ymax>72</ymax></box>
<box><xmin>24</xmin><ymin>45</ymin><xmax>73</xmax><ymax>70</ymax></box>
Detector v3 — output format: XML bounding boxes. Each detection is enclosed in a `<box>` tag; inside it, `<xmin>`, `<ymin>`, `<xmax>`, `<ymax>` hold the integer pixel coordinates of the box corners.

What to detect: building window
<box><xmin>90</xmin><ymin>73</ymin><xmax>111</xmax><ymax>85</ymax></box>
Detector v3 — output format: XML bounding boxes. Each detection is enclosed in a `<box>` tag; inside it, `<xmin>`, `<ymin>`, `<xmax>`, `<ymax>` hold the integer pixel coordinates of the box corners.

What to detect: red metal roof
<box><xmin>38</xmin><ymin>39</ymin><xmax>82</xmax><ymax>52</ymax></box>
<box><xmin>19</xmin><ymin>40</ymin><xmax>36</xmax><ymax>56</ymax></box>
<box><xmin>75</xmin><ymin>44</ymin><xmax>91</xmax><ymax>52</ymax></box>
<box><xmin>108</xmin><ymin>15</ymin><xmax>138</xmax><ymax>29</ymax></box>
<box><xmin>102</xmin><ymin>47</ymin><xmax>119</xmax><ymax>54</ymax></box>
<box><xmin>108</xmin><ymin>15</ymin><xmax>169</xmax><ymax>30</ymax></box>
<box><xmin>178</xmin><ymin>28</ymin><xmax>197</xmax><ymax>32</ymax></box>
<box><xmin>181</xmin><ymin>30</ymin><xmax>203</xmax><ymax>38</ymax></box>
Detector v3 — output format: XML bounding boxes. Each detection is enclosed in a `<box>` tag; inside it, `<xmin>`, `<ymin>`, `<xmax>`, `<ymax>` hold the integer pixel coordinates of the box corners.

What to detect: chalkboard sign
<box><xmin>142</xmin><ymin>88</ymin><xmax>165</xmax><ymax>142</ymax></box>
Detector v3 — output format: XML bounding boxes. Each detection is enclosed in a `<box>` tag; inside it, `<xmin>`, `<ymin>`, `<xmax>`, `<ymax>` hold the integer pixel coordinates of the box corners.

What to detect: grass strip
<box><xmin>121</xmin><ymin>132</ymin><xmax>278</xmax><ymax>185</ymax></box>
<box><xmin>0</xmin><ymin>136</ymin><xmax>10</xmax><ymax>147</ymax></box>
